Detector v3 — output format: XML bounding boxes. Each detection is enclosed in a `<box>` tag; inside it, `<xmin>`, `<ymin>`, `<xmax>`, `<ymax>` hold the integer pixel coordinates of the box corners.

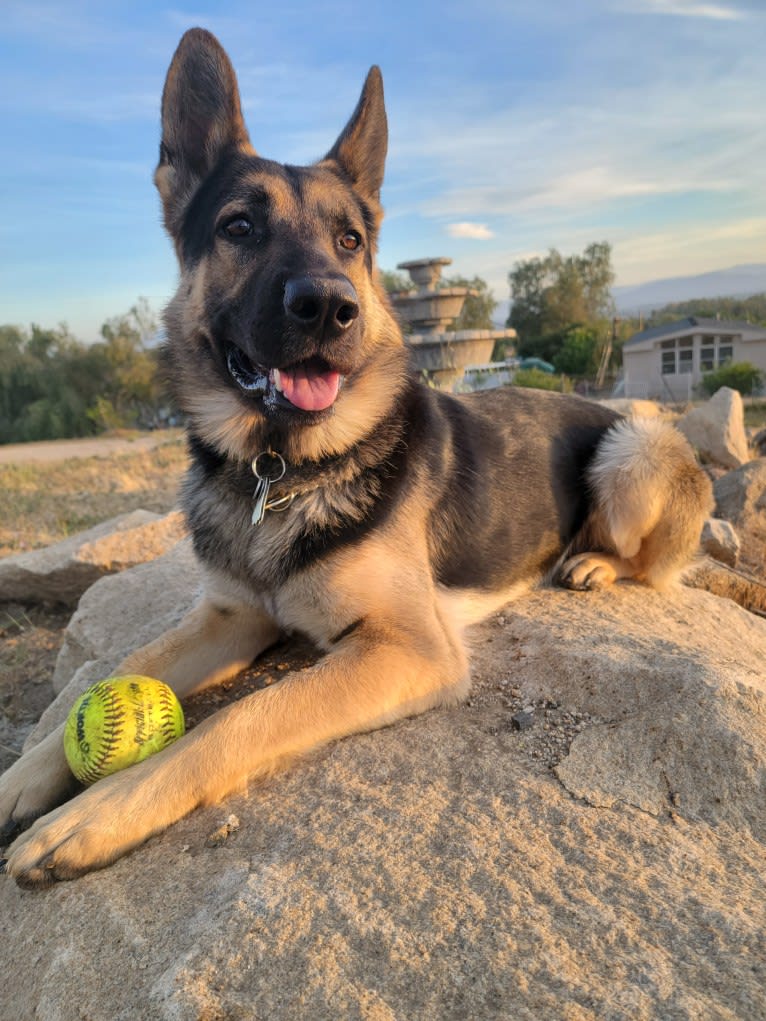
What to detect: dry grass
<box><xmin>0</xmin><ymin>432</ymin><xmax>188</xmax><ymax>558</ymax></box>
<box><xmin>0</xmin><ymin>432</ymin><xmax>190</xmax><ymax>766</ymax></box>
<box><xmin>743</xmin><ymin>399</ymin><xmax>766</xmax><ymax>429</ymax></box>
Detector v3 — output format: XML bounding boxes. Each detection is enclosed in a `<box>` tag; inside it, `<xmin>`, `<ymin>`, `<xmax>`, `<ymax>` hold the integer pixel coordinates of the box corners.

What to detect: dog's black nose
<box><xmin>284</xmin><ymin>275</ymin><xmax>359</xmax><ymax>337</ymax></box>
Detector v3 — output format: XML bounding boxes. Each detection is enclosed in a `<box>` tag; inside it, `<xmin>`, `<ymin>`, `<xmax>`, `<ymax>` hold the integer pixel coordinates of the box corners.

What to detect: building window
<box><xmin>659</xmin><ymin>336</ymin><xmax>693</xmax><ymax>375</ymax></box>
<box><xmin>699</xmin><ymin>336</ymin><xmax>734</xmax><ymax>371</ymax></box>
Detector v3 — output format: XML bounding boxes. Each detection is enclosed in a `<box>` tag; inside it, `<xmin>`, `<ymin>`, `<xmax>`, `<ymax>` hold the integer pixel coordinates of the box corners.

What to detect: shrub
<box><xmin>512</xmin><ymin>367</ymin><xmax>574</xmax><ymax>393</ymax></box>
<box><xmin>700</xmin><ymin>361</ymin><xmax>763</xmax><ymax>397</ymax></box>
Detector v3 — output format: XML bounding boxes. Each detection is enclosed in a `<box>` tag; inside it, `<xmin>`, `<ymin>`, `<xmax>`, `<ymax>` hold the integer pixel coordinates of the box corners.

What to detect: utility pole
<box><xmin>595</xmin><ymin>316</ymin><xmax>619</xmax><ymax>389</ymax></box>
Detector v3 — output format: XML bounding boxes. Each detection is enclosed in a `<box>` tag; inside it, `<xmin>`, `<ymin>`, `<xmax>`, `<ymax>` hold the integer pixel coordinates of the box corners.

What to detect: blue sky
<box><xmin>1</xmin><ymin>0</ymin><xmax>764</xmax><ymax>341</ymax></box>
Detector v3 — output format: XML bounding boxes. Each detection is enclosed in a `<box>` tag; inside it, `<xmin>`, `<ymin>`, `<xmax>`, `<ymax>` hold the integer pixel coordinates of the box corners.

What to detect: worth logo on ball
<box><xmin>63</xmin><ymin>676</ymin><xmax>185</xmax><ymax>785</ymax></box>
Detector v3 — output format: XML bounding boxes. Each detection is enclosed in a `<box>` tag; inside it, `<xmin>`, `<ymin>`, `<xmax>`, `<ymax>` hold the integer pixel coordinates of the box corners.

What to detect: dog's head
<box><xmin>156</xmin><ymin>29</ymin><xmax>407</xmax><ymax>463</ymax></box>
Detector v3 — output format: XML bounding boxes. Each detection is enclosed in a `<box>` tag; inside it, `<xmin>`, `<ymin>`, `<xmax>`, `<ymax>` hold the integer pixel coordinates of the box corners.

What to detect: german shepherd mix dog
<box><xmin>0</xmin><ymin>30</ymin><xmax>712</xmax><ymax>886</ymax></box>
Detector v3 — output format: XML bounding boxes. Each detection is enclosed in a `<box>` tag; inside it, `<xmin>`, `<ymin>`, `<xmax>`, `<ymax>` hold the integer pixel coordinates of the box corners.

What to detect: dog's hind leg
<box><xmin>557</xmin><ymin>416</ymin><xmax>713</xmax><ymax>592</ymax></box>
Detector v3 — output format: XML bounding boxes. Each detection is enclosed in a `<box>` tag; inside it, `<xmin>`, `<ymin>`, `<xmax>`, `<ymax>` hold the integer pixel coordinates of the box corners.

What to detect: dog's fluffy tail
<box><xmin>586</xmin><ymin>416</ymin><xmax>713</xmax><ymax>588</ymax></box>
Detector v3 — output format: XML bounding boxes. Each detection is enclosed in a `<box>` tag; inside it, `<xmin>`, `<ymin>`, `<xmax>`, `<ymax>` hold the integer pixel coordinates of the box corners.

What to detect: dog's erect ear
<box><xmin>155</xmin><ymin>29</ymin><xmax>253</xmax><ymax>232</ymax></box>
<box><xmin>322</xmin><ymin>67</ymin><xmax>387</xmax><ymax>205</ymax></box>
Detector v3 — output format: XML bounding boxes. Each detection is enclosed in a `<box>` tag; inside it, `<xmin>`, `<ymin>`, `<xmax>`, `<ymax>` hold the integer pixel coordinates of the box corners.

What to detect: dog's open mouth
<box><xmin>226</xmin><ymin>345</ymin><xmax>342</xmax><ymax>413</ymax></box>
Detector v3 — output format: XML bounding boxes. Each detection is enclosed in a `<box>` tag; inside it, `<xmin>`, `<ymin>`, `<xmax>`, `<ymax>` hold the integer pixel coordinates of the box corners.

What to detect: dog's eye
<box><xmin>338</xmin><ymin>231</ymin><xmax>362</xmax><ymax>251</ymax></box>
<box><xmin>222</xmin><ymin>217</ymin><xmax>254</xmax><ymax>238</ymax></box>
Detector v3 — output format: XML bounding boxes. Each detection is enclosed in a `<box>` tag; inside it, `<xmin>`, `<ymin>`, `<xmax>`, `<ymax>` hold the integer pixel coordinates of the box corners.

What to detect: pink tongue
<box><xmin>278</xmin><ymin>364</ymin><xmax>341</xmax><ymax>412</ymax></box>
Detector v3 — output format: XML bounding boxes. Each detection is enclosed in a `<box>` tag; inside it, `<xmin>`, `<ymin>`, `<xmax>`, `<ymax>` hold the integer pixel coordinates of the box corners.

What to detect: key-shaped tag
<box><xmin>251</xmin><ymin>450</ymin><xmax>287</xmax><ymax>527</ymax></box>
<box><xmin>251</xmin><ymin>475</ymin><xmax>272</xmax><ymax>526</ymax></box>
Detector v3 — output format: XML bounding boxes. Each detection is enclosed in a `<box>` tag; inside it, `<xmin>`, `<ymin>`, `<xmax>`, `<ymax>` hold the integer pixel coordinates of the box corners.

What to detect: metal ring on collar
<box><xmin>251</xmin><ymin>450</ymin><xmax>287</xmax><ymax>483</ymax></box>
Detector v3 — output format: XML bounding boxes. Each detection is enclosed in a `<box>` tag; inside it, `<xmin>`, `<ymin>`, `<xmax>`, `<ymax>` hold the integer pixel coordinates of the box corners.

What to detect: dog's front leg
<box><xmin>2</xmin><ymin>620</ymin><xmax>469</xmax><ymax>887</ymax></box>
<box><xmin>0</xmin><ymin>597</ymin><xmax>279</xmax><ymax>845</ymax></box>
<box><xmin>115</xmin><ymin>595</ymin><xmax>282</xmax><ymax>697</ymax></box>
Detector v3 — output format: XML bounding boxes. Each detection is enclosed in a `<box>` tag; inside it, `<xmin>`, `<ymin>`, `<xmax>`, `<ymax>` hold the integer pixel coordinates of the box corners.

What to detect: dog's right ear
<box><xmin>155</xmin><ymin>29</ymin><xmax>253</xmax><ymax>234</ymax></box>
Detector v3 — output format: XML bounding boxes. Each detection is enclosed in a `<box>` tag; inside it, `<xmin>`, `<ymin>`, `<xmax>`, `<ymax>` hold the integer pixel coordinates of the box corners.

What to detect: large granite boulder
<box><xmin>713</xmin><ymin>459</ymin><xmax>766</xmax><ymax>528</ymax></box>
<box><xmin>46</xmin><ymin>539</ymin><xmax>199</xmax><ymax>699</ymax></box>
<box><xmin>3</xmin><ymin>555</ymin><xmax>765</xmax><ymax>1021</ymax></box>
<box><xmin>0</xmin><ymin>509</ymin><xmax>187</xmax><ymax>607</ymax></box>
<box><xmin>677</xmin><ymin>387</ymin><xmax>750</xmax><ymax>468</ymax></box>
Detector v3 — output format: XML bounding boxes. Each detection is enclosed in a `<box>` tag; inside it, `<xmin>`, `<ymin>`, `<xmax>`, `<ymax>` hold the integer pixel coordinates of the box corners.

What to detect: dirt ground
<box><xmin>0</xmin><ymin>603</ymin><xmax>71</xmax><ymax>772</ymax></box>
<box><xmin>0</xmin><ymin>431</ymin><xmax>181</xmax><ymax>466</ymax></box>
<box><xmin>0</xmin><ymin>434</ymin><xmax>188</xmax><ymax>771</ymax></box>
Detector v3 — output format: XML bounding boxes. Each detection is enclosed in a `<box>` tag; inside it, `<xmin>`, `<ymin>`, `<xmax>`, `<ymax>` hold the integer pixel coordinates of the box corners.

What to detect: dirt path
<box><xmin>0</xmin><ymin>433</ymin><xmax>175</xmax><ymax>465</ymax></box>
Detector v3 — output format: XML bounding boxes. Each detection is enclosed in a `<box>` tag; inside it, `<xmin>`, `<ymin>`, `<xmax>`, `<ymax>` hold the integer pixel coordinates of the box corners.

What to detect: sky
<box><xmin>1</xmin><ymin>0</ymin><xmax>764</xmax><ymax>341</ymax></box>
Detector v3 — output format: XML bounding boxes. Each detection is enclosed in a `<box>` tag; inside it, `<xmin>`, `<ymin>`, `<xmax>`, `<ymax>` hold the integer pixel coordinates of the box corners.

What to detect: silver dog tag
<box><xmin>251</xmin><ymin>476</ymin><xmax>272</xmax><ymax>526</ymax></box>
<box><xmin>251</xmin><ymin>450</ymin><xmax>288</xmax><ymax>526</ymax></box>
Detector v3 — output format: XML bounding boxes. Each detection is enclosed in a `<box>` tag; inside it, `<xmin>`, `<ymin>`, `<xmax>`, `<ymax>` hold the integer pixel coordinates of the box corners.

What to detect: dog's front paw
<box><xmin>2</xmin><ymin>769</ymin><xmax>156</xmax><ymax>888</ymax></box>
<box><xmin>1</xmin><ymin>743</ymin><xmax>199</xmax><ymax>888</ymax></box>
<box><xmin>0</xmin><ymin>730</ymin><xmax>78</xmax><ymax>843</ymax></box>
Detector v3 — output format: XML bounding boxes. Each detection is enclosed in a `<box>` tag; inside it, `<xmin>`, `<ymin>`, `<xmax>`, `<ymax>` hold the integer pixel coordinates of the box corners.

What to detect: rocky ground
<box><xmin>1</xmin><ymin>395</ymin><xmax>765</xmax><ymax>1019</ymax></box>
<box><xmin>1</xmin><ymin>578</ymin><xmax>765</xmax><ymax>1021</ymax></box>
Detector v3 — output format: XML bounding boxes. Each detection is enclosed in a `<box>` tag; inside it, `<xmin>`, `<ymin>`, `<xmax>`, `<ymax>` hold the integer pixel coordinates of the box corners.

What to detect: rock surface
<box><xmin>4</xmin><ymin>558</ymin><xmax>766</xmax><ymax>1021</ymax></box>
<box><xmin>0</xmin><ymin>509</ymin><xmax>186</xmax><ymax>607</ymax></box>
<box><xmin>676</xmin><ymin>386</ymin><xmax>750</xmax><ymax>468</ymax></box>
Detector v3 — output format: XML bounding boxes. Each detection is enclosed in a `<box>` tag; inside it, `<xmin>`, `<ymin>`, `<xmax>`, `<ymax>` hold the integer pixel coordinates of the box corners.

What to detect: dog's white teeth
<box><xmin>270</xmin><ymin>368</ymin><xmax>283</xmax><ymax>393</ymax></box>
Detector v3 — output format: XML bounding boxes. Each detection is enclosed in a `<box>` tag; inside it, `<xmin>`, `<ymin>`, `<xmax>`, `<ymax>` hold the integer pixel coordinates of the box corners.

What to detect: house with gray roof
<box><xmin>621</xmin><ymin>317</ymin><xmax>766</xmax><ymax>400</ymax></box>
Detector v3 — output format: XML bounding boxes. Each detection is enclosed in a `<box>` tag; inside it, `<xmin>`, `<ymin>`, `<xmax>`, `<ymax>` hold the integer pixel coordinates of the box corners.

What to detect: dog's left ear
<box><xmin>322</xmin><ymin>67</ymin><xmax>387</xmax><ymax>205</ymax></box>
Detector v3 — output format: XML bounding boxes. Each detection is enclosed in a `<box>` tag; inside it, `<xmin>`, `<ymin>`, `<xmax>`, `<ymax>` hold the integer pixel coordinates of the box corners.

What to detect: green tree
<box><xmin>0</xmin><ymin>324</ymin><xmax>103</xmax><ymax>442</ymax></box>
<box><xmin>95</xmin><ymin>300</ymin><xmax>163</xmax><ymax>429</ymax></box>
<box><xmin>552</xmin><ymin>326</ymin><xmax>601</xmax><ymax>376</ymax></box>
<box><xmin>441</xmin><ymin>275</ymin><xmax>496</xmax><ymax>331</ymax></box>
<box><xmin>506</xmin><ymin>258</ymin><xmax>547</xmax><ymax>341</ymax></box>
<box><xmin>0</xmin><ymin>298</ymin><xmax>165</xmax><ymax>443</ymax></box>
<box><xmin>508</xmin><ymin>243</ymin><xmax>615</xmax><ymax>364</ymax></box>
<box><xmin>380</xmin><ymin>270</ymin><xmax>411</xmax><ymax>293</ymax></box>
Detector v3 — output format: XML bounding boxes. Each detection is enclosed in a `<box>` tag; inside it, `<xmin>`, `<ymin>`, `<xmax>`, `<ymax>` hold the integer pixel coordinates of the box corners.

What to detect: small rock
<box><xmin>700</xmin><ymin>518</ymin><xmax>740</xmax><ymax>567</ymax></box>
<box><xmin>511</xmin><ymin>709</ymin><xmax>535</xmax><ymax>731</ymax></box>
<box><xmin>206</xmin><ymin>813</ymin><xmax>241</xmax><ymax>848</ymax></box>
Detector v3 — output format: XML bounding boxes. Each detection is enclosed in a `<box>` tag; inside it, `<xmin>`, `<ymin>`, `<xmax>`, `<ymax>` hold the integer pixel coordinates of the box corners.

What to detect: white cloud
<box><xmin>618</xmin><ymin>0</ymin><xmax>747</xmax><ymax>18</ymax></box>
<box><xmin>384</xmin><ymin>35</ymin><xmax>765</xmax><ymax>237</ymax></box>
<box><xmin>446</xmin><ymin>222</ymin><xmax>495</xmax><ymax>240</ymax></box>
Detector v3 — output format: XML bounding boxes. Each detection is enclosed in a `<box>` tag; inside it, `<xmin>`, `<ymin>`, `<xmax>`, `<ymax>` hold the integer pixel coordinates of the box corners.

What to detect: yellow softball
<box><xmin>63</xmin><ymin>675</ymin><xmax>185</xmax><ymax>785</ymax></box>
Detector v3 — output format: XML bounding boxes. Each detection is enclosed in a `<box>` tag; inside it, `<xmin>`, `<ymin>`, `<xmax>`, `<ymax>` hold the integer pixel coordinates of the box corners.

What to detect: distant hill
<box><xmin>495</xmin><ymin>263</ymin><xmax>766</xmax><ymax>328</ymax></box>
<box><xmin>613</xmin><ymin>263</ymin><xmax>766</xmax><ymax>315</ymax></box>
